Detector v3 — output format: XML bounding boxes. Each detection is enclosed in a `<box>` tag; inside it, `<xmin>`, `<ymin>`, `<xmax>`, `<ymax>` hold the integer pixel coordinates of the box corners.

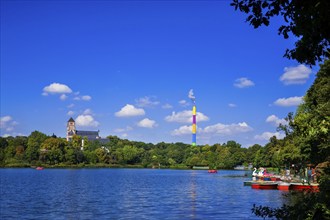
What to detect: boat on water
<box><xmin>251</xmin><ymin>181</ymin><xmax>278</xmax><ymax>190</ymax></box>
<box><xmin>208</xmin><ymin>169</ymin><xmax>217</xmax><ymax>173</ymax></box>
<box><xmin>277</xmin><ymin>182</ymin><xmax>291</xmax><ymax>191</ymax></box>
<box><xmin>193</xmin><ymin>166</ymin><xmax>209</xmax><ymax>170</ymax></box>
<box><xmin>290</xmin><ymin>183</ymin><xmax>319</xmax><ymax>191</ymax></box>
<box><xmin>36</xmin><ymin>167</ymin><xmax>44</xmax><ymax>170</ymax></box>
<box><xmin>243</xmin><ymin>180</ymin><xmax>256</xmax><ymax>186</ymax></box>
<box><xmin>249</xmin><ymin>181</ymin><xmax>319</xmax><ymax>191</ymax></box>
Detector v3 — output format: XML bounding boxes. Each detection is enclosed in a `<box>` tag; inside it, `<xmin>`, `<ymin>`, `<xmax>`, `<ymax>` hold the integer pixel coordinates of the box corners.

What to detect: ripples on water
<box><xmin>0</xmin><ymin>169</ymin><xmax>285</xmax><ymax>219</ymax></box>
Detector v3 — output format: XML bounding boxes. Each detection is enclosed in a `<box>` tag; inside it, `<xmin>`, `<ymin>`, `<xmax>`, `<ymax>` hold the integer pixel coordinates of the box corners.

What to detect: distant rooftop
<box><xmin>68</xmin><ymin>117</ymin><xmax>75</xmax><ymax>122</ymax></box>
<box><xmin>76</xmin><ymin>130</ymin><xmax>99</xmax><ymax>141</ymax></box>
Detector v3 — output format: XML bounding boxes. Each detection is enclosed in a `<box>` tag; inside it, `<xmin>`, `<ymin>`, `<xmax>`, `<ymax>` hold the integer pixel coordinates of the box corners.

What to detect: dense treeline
<box><xmin>0</xmin><ymin>128</ymin><xmax>321</xmax><ymax>171</ymax></box>
<box><xmin>0</xmin><ymin>132</ymin><xmax>269</xmax><ymax>169</ymax></box>
<box><xmin>0</xmin><ymin>130</ymin><xmax>305</xmax><ymax>170</ymax></box>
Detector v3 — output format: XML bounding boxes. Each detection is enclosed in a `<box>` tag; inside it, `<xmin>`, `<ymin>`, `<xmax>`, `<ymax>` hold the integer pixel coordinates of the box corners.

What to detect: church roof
<box><xmin>76</xmin><ymin>130</ymin><xmax>98</xmax><ymax>136</ymax></box>
<box><xmin>76</xmin><ymin>130</ymin><xmax>100</xmax><ymax>140</ymax></box>
<box><xmin>68</xmin><ymin>117</ymin><xmax>75</xmax><ymax>122</ymax></box>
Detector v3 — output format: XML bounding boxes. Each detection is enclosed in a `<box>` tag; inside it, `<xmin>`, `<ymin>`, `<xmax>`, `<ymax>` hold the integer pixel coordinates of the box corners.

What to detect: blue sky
<box><xmin>1</xmin><ymin>0</ymin><xmax>317</xmax><ymax>147</ymax></box>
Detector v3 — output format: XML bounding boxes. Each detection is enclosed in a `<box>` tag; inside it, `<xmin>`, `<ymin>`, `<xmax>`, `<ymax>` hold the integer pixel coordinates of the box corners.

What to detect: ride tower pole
<box><xmin>192</xmin><ymin>101</ymin><xmax>197</xmax><ymax>146</ymax></box>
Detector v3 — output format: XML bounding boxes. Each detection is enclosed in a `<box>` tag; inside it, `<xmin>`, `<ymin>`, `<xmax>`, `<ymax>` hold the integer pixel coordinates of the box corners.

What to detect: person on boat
<box><xmin>307</xmin><ymin>167</ymin><xmax>312</xmax><ymax>183</ymax></box>
<box><xmin>258</xmin><ymin>167</ymin><xmax>265</xmax><ymax>177</ymax></box>
<box><xmin>311</xmin><ymin>167</ymin><xmax>316</xmax><ymax>183</ymax></box>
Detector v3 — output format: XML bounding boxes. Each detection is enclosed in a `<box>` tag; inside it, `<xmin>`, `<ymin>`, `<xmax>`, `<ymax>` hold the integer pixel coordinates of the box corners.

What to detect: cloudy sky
<box><xmin>1</xmin><ymin>0</ymin><xmax>317</xmax><ymax>147</ymax></box>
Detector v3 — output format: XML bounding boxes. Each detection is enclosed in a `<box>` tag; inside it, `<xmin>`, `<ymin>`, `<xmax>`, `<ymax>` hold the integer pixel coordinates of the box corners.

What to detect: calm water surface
<box><xmin>0</xmin><ymin>169</ymin><xmax>286</xmax><ymax>219</ymax></box>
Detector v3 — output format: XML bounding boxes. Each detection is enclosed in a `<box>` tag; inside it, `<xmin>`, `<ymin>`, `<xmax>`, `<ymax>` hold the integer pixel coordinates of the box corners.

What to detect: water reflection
<box><xmin>189</xmin><ymin>171</ymin><xmax>197</xmax><ymax>219</ymax></box>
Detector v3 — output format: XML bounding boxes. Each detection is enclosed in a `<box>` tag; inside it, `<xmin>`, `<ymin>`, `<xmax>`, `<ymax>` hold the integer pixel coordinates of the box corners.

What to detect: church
<box><xmin>66</xmin><ymin>117</ymin><xmax>109</xmax><ymax>145</ymax></box>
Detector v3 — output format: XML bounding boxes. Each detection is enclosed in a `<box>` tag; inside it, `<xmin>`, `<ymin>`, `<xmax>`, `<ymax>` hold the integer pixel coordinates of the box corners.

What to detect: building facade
<box><xmin>66</xmin><ymin>118</ymin><xmax>108</xmax><ymax>146</ymax></box>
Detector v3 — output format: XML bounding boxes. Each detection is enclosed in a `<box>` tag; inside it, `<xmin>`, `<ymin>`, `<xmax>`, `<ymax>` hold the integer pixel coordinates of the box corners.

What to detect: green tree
<box><xmin>4</xmin><ymin>136</ymin><xmax>28</xmax><ymax>164</ymax></box>
<box><xmin>293</xmin><ymin>60</ymin><xmax>330</xmax><ymax>164</ymax></box>
<box><xmin>246</xmin><ymin>144</ymin><xmax>262</xmax><ymax>164</ymax></box>
<box><xmin>26</xmin><ymin>131</ymin><xmax>48</xmax><ymax>163</ymax></box>
<box><xmin>0</xmin><ymin>137</ymin><xmax>8</xmax><ymax>165</ymax></box>
<box><xmin>41</xmin><ymin>138</ymin><xmax>66</xmax><ymax>164</ymax></box>
<box><xmin>250</xmin><ymin>61</ymin><xmax>330</xmax><ymax>219</ymax></box>
<box><xmin>95</xmin><ymin>148</ymin><xmax>108</xmax><ymax>163</ymax></box>
<box><xmin>71</xmin><ymin>135</ymin><xmax>82</xmax><ymax>148</ymax></box>
<box><xmin>253</xmin><ymin>149</ymin><xmax>263</xmax><ymax>168</ymax></box>
<box><xmin>84</xmin><ymin>150</ymin><xmax>97</xmax><ymax>164</ymax></box>
<box><xmin>231</xmin><ymin>0</ymin><xmax>330</xmax><ymax>65</ymax></box>
<box><xmin>119</xmin><ymin>145</ymin><xmax>142</xmax><ymax>165</ymax></box>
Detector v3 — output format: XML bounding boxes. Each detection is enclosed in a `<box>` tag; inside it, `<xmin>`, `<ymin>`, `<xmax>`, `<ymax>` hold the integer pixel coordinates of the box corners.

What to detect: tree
<box><xmin>40</xmin><ymin>138</ymin><xmax>66</xmax><ymax>164</ymax></box>
<box><xmin>26</xmin><ymin>131</ymin><xmax>48</xmax><ymax>163</ymax></box>
<box><xmin>251</xmin><ymin>61</ymin><xmax>330</xmax><ymax>219</ymax></box>
<box><xmin>0</xmin><ymin>137</ymin><xmax>8</xmax><ymax>164</ymax></box>
<box><xmin>293</xmin><ymin>60</ymin><xmax>330</xmax><ymax>164</ymax></box>
<box><xmin>231</xmin><ymin>0</ymin><xmax>330</xmax><ymax>65</ymax></box>
<box><xmin>95</xmin><ymin>148</ymin><xmax>108</xmax><ymax>163</ymax></box>
<box><xmin>246</xmin><ymin>144</ymin><xmax>262</xmax><ymax>163</ymax></box>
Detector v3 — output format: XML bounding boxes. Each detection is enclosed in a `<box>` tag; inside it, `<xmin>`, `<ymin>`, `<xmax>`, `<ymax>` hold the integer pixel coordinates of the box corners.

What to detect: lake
<box><xmin>0</xmin><ymin>168</ymin><xmax>286</xmax><ymax>219</ymax></box>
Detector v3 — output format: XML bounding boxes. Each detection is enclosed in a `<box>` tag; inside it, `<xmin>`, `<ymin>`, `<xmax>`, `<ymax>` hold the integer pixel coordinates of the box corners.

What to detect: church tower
<box><xmin>66</xmin><ymin>117</ymin><xmax>76</xmax><ymax>141</ymax></box>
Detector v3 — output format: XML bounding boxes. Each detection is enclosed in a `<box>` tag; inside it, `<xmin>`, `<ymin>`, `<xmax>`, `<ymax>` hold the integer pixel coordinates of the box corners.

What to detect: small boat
<box><xmin>208</xmin><ymin>169</ymin><xmax>217</xmax><ymax>173</ymax></box>
<box><xmin>244</xmin><ymin>180</ymin><xmax>256</xmax><ymax>186</ymax></box>
<box><xmin>290</xmin><ymin>183</ymin><xmax>319</xmax><ymax>191</ymax></box>
<box><xmin>36</xmin><ymin>167</ymin><xmax>44</xmax><ymax>170</ymax></box>
<box><xmin>251</xmin><ymin>181</ymin><xmax>278</xmax><ymax>190</ymax></box>
<box><xmin>277</xmin><ymin>182</ymin><xmax>291</xmax><ymax>191</ymax></box>
<box><xmin>193</xmin><ymin>166</ymin><xmax>209</xmax><ymax>170</ymax></box>
<box><xmin>271</xmin><ymin>177</ymin><xmax>282</xmax><ymax>181</ymax></box>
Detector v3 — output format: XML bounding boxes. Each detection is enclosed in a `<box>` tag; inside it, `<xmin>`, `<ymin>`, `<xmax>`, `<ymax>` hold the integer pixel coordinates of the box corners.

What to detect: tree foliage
<box><xmin>252</xmin><ymin>60</ymin><xmax>330</xmax><ymax>219</ymax></box>
<box><xmin>231</xmin><ymin>0</ymin><xmax>330</xmax><ymax>65</ymax></box>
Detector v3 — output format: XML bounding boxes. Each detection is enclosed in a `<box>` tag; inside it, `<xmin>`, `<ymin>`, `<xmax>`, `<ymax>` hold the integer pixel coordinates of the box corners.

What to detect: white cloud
<box><xmin>179</xmin><ymin>100</ymin><xmax>189</xmax><ymax>107</ymax></box>
<box><xmin>83</xmin><ymin>109</ymin><xmax>93</xmax><ymax>115</ymax></box>
<box><xmin>121</xmin><ymin>133</ymin><xmax>128</xmax><ymax>138</ymax></box>
<box><xmin>274</xmin><ymin>96</ymin><xmax>303</xmax><ymax>107</ymax></box>
<box><xmin>234</xmin><ymin>77</ymin><xmax>255</xmax><ymax>88</ymax></box>
<box><xmin>60</xmin><ymin>94</ymin><xmax>68</xmax><ymax>101</ymax></box>
<box><xmin>43</xmin><ymin>83</ymin><xmax>72</xmax><ymax>94</ymax></box>
<box><xmin>74</xmin><ymin>95</ymin><xmax>92</xmax><ymax>101</ymax></box>
<box><xmin>137</xmin><ymin>118</ymin><xmax>158</xmax><ymax>128</ymax></box>
<box><xmin>115</xmin><ymin>104</ymin><xmax>145</xmax><ymax>117</ymax></box>
<box><xmin>136</xmin><ymin>96</ymin><xmax>159</xmax><ymax>107</ymax></box>
<box><xmin>1</xmin><ymin>115</ymin><xmax>18</xmax><ymax>133</ymax></box>
<box><xmin>67</xmin><ymin>111</ymin><xmax>75</xmax><ymax>116</ymax></box>
<box><xmin>5</xmin><ymin>127</ymin><xmax>14</xmax><ymax>132</ymax></box>
<box><xmin>75</xmin><ymin>115</ymin><xmax>99</xmax><ymax>127</ymax></box>
<box><xmin>67</xmin><ymin>104</ymin><xmax>75</xmax><ymax>108</ymax></box>
<box><xmin>228</xmin><ymin>103</ymin><xmax>237</xmax><ymax>108</ymax></box>
<box><xmin>280</xmin><ymin>64</ymin><xmax>312</xmax><ymax>85</ymax></box>
<box><xmin>171</xmin><ymin>122</ymin><xmax>252</xmax><ymax>136</ymax></box>
<box><xmin>171</xmin><ymin>125</ymin><xmax>194</xmax><ymax>136</ymax></box>
<box><xmin>203</xmin><ymin>122</ymin><xmax>253</xmax><ymax>135</ymax></box>
<box><xmin>1</xmin><ymin>116</ymin><xmax>12</xmax><ymax>125</ymax></box>
<box><xmin>2</xmin><ymin>132</ymin><xmax>25</xmax><ymax>137</ymax></box>
<box><xmin>254</xmin><ymin>132</ymin><xmax>285</xmax><ymax>141</ymax></box>
<box><xmin>162</xmin><ymin>103</ymin><xmax>173</xmax><ymax>109</ymax></box>
<box><xmin>114</xmin><ymin>126</ymin><xmax>133</xmax><ymax>133</ymax></box>
<box><xmin>82</xmin><ymin>95</ymin><xmax>91</xmax><ymax>101</ymax></box>
<box><xmin>266</xmin><ymin>115</ymin><xmax>287</xmax><ymax>126</ymax></box>
<box><xmin>165</xmin><ymin>110</ymin><xmax>209</xmax><ymax>123</ymax></box>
